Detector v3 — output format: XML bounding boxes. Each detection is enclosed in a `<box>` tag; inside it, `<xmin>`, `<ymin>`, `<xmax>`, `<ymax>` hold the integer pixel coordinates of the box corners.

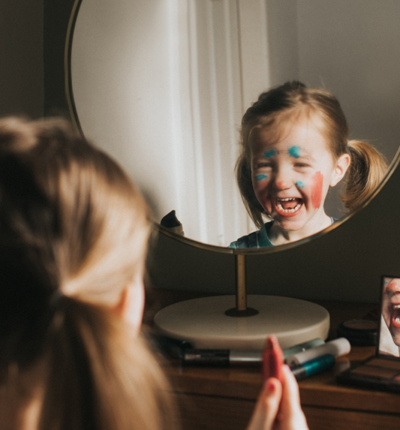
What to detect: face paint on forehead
<box><xmin>311</xmin><ymin>171</ymin><xmax>323</xmax><ymax>209</ymax></box>
<box><xmin>255</xmin><ymin>174</ymin><xmax>269</xmax><ymax>182</ymax></box>
<box><xmin>288</xmin><ymin>145</ymin><xmax>301</xmax><ymax>158</ymax></box>
<box><xmin>263</xmin><ymin>149</ymin><xmax>278</xmax><ymax>158</ymax></box>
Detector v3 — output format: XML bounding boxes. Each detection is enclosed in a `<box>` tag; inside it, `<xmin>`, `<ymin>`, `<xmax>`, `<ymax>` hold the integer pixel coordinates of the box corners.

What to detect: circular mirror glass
<box><xmin>67</xmin><ymin>0</ymin><xmax>400</xmax><ymax>248</ymax></box>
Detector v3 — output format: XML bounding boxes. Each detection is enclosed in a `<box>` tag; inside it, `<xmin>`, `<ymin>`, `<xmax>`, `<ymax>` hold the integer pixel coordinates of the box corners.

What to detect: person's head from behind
<box><xmin>0</xmin><ymin>117</ymin><xmax>175</xmax><ymax>430</ymax></box>
<box><xmin>237</xmin><ymin>81</ymin><xmax>386</xmax><ymax>236</ymax></box>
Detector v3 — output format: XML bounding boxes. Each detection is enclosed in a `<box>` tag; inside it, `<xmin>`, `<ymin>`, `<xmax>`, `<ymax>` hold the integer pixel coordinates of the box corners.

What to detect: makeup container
<box><xmin>337</xmin><ymin>319</ymin><xmax>378</xmax><ymax>346</ymax></box>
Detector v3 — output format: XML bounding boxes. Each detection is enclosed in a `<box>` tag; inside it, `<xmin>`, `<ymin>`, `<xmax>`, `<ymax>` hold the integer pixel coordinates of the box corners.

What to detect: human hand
<box><xmin>246</xmin><ymin>365</ymin><xmax>309</xmax><ymax>430</ymax></box>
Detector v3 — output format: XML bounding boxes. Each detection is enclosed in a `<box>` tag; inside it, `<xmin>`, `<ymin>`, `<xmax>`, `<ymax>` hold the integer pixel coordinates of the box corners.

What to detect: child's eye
<box><xmin>256</xmin><ymin>162</ymin><xmax>273</xmax><ymax>169</ymax></box>
<box><xmin>294</xmin><ymin>162</ymin><xmax>311</xmax><ymax>168</ymax></box>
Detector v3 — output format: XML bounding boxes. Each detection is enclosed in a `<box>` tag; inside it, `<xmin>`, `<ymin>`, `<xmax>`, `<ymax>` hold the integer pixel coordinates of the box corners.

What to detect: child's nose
<box><xmin>275</xmin><ymin>180</ymin><xmax>293</xmax><ymax>190</ymax></box>
<box><xmin>273</xmin><ymin>169</ymin><xmax>293</xmax><ymax>190</ymax></box>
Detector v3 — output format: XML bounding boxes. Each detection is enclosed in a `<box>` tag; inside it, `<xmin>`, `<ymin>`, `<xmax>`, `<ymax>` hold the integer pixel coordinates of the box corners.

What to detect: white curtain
<box><xmin>169</xmin><ymin>0</ymin><xmax>271</xmax><ymax>245</ymax></box>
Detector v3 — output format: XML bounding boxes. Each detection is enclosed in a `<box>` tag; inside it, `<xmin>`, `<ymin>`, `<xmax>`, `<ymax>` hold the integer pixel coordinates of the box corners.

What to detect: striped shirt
<box><xmin>229</xmin><ymin>222</ymin><xmax>274</xmax><ymax>248</ymax></box>
<box><xmin>229</xmin><ymin>218</ymin><xmax>337</xmax><ymax>249</ymax></box>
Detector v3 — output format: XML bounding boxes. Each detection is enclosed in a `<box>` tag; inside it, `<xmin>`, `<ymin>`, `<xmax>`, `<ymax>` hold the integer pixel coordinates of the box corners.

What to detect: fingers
<box><xmin>247</xmin><ymin>365</ymin><xmax>309</xmax><ymax>430</ymax></box>
<box><xmin>280</xmin><ymin>365</ymin><xmax>301</xmax><ymax>411</ymax></box>
<box><xmin>263</xmin><ymin>378</ymin><xmax>282</xmax><ymax>429</ymax></box>
<box><xmin>278</xmin><ymin>365</ymin><xmax>309</xmax><ymax>430</ymax></box>
<box><xmin>246</xmin><ymin>378</ymin><xmax>282</xmax><ymax>430</ymax></box>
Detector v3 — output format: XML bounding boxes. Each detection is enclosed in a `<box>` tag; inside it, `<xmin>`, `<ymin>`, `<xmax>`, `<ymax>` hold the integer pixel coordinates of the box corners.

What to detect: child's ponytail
<box><xmin>342</xmin><ymin>140</ymin><xmax>387</xmax><ymax>212</ymax></box>
<box><xmin>40</xmin><ymin>296</ymin><xmax>178</xmax><ymax>430</ymax></box>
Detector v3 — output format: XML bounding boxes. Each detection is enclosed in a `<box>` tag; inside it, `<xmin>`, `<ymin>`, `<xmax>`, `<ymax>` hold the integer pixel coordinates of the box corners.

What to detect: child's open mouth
<box><xmin>274</xmin><ymin>197</ymin><xmax>303</xmax><ymax>217</ymax></box>
<box><xmin>392</xmin><ymin>305</ymin><xmax>400</xmax><ymax>329</ymax></box>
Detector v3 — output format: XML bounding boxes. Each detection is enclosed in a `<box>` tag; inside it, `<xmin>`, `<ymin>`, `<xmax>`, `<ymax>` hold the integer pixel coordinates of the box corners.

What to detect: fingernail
<box><xmin>267</xmin><ymin>380</ymin><xmax>275</xmax><ymax>392</ymax></box>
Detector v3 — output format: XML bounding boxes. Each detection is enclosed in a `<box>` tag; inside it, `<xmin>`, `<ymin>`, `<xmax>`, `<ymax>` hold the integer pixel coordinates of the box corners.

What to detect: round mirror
<box><xmin>67</xmin><ymin>0</ymin><xmax>400</xmax><ymax>248</ymax></box>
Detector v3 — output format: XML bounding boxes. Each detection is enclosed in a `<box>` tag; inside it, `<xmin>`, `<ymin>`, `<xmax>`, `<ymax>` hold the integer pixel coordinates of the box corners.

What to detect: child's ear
<box><xmin>330</xmin><ymin>153</ymin><xmax>351</xmax><ymax>187</ymax></box>
<box><xmin>114</xmin><ymin>274</ymin><xmax>145</xmax><ymax>336</ymax></box>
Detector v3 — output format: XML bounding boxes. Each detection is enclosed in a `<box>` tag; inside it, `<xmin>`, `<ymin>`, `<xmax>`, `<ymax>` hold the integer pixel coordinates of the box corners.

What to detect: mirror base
<box><xmin>153</xmin><ymin>295</ymin><xmax>330</xmax><ymax>350</ymax></box>
<box><xmin>225</xmin><ymin>307</ymin><xmax>259</xmax><ymax>317</ymax></box>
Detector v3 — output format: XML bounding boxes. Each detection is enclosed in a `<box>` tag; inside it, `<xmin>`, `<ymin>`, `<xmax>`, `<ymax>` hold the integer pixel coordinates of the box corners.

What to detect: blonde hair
<box><xmin>237</xmin><ymin>81</ymin><xmax>387</xmax><ymax>228</ymax></box>
<box><xmin>0</xmin><ymin>117</ymin><xmax>178</xmax><ymax>430</ymax></box>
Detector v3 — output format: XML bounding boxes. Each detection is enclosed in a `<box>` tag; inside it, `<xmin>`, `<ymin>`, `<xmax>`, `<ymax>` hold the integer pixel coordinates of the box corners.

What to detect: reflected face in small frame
<box><xmin>382</xmin><ymin>277</ymin><xmax>400</xmax><ymax>346</ymax></box>
<box><xmin>250</xmin><ymin>118</ymin><xmax>344</xmax><ymax>232</ymax></box>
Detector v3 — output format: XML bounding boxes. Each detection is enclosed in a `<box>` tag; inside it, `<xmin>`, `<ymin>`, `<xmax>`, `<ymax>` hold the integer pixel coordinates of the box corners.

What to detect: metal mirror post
<box><xmin>225</xmin><ymin>253</ymin><xmax>259</xmax><ymax>317</ymax></box>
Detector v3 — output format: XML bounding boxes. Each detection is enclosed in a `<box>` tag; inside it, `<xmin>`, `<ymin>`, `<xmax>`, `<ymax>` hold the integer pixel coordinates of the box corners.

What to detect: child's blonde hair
<box><xmin>0</xmin><ymin>117</ymin><xmax>178</xmax><ymax>430</ymax></box>
<box><xmin>237</xmin><ymin>81</ymin><xmax>387</xmax><ymax>229</ymax></box>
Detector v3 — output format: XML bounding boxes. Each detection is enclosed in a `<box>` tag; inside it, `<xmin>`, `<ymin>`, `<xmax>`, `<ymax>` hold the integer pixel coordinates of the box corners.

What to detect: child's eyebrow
<box><xmin>263</xmin><ymin>149</ymin><xmax>278</xmax><ymax>158</ymax></box>
<box><xmin>288</xmin><ymin>145</ymin><xmax>301</xmax><ymax>158</ymax></box>
<box><xmin>295</xmin><ymin>154</ymin><xmax>316</xmax><ymax>162</ymax></box>
<box><xmin>287</xmin><ymin>146</ymin><xmax>316</xmax><ymax>162</ymax></box>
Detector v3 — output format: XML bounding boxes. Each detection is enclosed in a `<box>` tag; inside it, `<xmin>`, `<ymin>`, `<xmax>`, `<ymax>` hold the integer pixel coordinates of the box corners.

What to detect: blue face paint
<box><xmin>288</xmin><ymin>145</ymin><xmax>301</xmax><ymax>158</ymax></box>
<box><xmin>255</xmin><ymin>174</ymin><xmax>268</xmax><ymax>182</ymax></box>
<box><xmin>263</xmin><ymin>149</ymin><xmax>277</xmax><ymax>158</ymax></box>
<box><xmin>296</xmin><ymin>181</ymin><xmax>305</xmax><ymax>189</ymax></box>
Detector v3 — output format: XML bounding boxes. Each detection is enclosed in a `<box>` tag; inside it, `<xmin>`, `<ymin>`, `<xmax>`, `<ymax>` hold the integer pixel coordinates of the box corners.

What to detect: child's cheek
<box><xmin>254</xmin><ymin>174</ymin><xmax>269</xmax><ymax>188</ymax></box>
<box><xmin>253</xmin><ymin>174</ymin><xmax>270</xmax><ymax>195</ymax></box>
<box><xmin>255</xmin><ymin>173</ymin><xmax>268</xmax><ymax>182</ymax></box>
<box><xmin>310</xmin><ymin>171</ymin><xmax>324</xmax><ymax>209</ymax></box>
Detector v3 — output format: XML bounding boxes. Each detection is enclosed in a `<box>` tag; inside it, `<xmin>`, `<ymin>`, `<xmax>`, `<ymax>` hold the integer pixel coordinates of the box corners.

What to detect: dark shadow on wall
<box><xmin>0</xmin><ymin>3</ymin><xmax>44</xmax><ymax>118</ymax></box>
<box><xmin>43</xmin><ymin>0</ymin><xmax>76</xmax><ymax>118</ymax></box>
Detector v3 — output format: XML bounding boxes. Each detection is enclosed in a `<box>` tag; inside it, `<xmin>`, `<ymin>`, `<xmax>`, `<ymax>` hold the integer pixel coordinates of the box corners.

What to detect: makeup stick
<box><xmin>181</xmin><ymin>338</ymin><xmax>324</xmax><ymax>366</ymax></box>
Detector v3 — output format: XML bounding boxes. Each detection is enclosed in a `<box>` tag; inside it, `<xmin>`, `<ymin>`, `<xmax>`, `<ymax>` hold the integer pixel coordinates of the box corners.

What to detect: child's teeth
<box><xmin>277</xmin><ymin>202</ymin><xmax>302</xmax><ymax>213</ymax></box>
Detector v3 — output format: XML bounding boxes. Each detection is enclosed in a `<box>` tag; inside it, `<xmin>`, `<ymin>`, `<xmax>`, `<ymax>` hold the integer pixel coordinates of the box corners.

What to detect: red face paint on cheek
<box><xmin>311</xmin><ymin>171</ymin><xmax>323</xmax><ymax>209</ymax></box>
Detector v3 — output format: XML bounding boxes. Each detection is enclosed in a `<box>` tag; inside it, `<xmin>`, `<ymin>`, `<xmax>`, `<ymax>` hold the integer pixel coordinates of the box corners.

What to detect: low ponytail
<box><xmin>40</xmin><ymin>298</ymin><xmax>178</xmax><ymax>430</ymax></box>
<box><xmin>0</xmin><ymin>117</ymin><xmax>177</xmax><ymax>429</ymax></box>
<box><xmin>341</xmin><ymin>140</ymin><xmax>387</xmax><ymax>212</ymax></box>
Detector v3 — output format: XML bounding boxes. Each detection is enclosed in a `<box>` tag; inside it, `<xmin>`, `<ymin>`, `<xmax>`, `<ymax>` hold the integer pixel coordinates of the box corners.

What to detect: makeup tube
<box><xmin>290</xmin><ymin>354</ymin><xmax>335</xmax><ymax>381</ymax></box>
<box><xmin>286</xmin><ymin>338</ymin><xmax>350</xmax><ymax>367</ymax></box>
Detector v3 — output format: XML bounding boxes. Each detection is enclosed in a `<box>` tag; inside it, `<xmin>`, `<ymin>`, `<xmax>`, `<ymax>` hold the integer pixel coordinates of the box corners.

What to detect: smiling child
<box><xmin>231</xmin><ymin>81</ymin><xmax>387</xmax><ymax>248</ymax></box>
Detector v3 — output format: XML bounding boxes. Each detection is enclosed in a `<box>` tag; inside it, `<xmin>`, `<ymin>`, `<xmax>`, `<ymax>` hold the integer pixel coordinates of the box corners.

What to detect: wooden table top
<box><xmin>144</xmin><ymin>289</ymin><xmax>400</xmax><ymax>417</ymax></box>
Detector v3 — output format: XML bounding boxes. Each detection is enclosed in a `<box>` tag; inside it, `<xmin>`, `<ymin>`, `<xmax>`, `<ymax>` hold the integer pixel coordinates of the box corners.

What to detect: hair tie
<box><xmin>49</xmin><ymin>289</ymin><xmax>67</xmax><ymax>311</ymax></box>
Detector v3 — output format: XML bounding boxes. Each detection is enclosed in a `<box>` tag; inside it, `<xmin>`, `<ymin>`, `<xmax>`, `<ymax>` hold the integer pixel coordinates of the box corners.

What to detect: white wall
<box><xmin>266</xmin><ymin>0</ymin><xmax>400</xmax><ymax>217</ymax></box>
<box><xmin>296</xmin><ymin>0</ymin><xmax>400</xmax><ymax>161</ymax></box>
<box><xmin>71</xmin><ymin>0</ymin><xmax>177</xmax><ymax>215</ymax></box>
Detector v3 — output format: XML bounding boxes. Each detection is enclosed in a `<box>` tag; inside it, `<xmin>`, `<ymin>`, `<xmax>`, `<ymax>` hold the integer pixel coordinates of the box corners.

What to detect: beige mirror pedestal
<box><xmin>153</xmin><ymin>255</ymin><xmax>330</xmax><ymax>349</ymax></box>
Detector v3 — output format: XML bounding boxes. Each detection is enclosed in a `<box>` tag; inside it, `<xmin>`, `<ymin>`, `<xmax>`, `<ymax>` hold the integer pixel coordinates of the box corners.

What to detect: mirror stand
<box><xmin>225</xmin><ymin>254</ymin><xmax>258</xmax><ymax>317</ymax></box>
<box><xmin>153</xmin><ymin>252</ymin><xmax>331</xmax><ymax>350</ymax></box>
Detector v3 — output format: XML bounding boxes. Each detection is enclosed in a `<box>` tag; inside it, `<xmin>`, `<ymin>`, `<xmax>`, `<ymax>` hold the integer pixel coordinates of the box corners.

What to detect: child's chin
<box><xmin>275</xmin><ymin>218</ymin><xmax>307</xmax><ymax>233</ymax></box>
